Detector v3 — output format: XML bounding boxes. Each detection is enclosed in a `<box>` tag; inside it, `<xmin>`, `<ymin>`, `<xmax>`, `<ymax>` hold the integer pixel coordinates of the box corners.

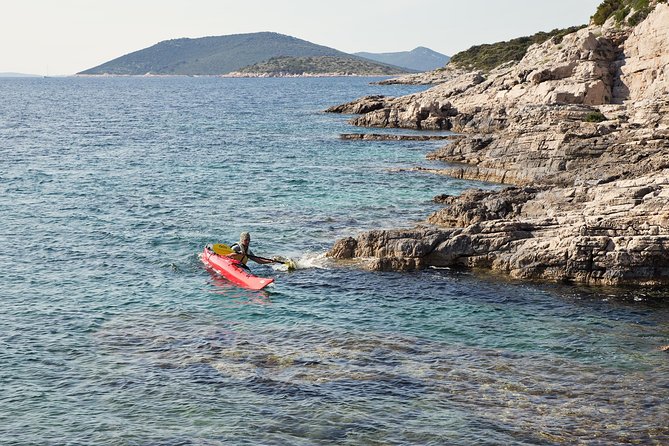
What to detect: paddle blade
<box><xmin>211</xmin><ymin>243</ymin><xmax>234</xmax><ymax>256</ymax></box>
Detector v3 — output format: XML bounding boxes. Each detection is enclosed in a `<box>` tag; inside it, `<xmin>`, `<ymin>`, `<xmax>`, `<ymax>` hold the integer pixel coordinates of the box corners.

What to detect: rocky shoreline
<box><xmin>326</xmin><ymin>4</ymin><xmax>669</xmax><ymax>286</ymax></box>
<box><xmin>372</xmin><ymin>68</ymin><xmax>467</xmax><ymax>86</ymax></box>
<box><xmin>340</xmin><ymin>133</ymin><xmax>461</xmax><ymax>141</ymax></box>
<box><xmin>224</xmin><ymin>72</ymin><xmax>380</xmax><ymax>78</ymax></box>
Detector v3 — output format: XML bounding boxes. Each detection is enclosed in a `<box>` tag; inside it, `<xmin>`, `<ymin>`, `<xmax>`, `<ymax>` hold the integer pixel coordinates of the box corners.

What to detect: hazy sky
<box><xmin>2</xmin><ymin>0</ymin><xmax>602</xmax><ymax>75</ymax></box>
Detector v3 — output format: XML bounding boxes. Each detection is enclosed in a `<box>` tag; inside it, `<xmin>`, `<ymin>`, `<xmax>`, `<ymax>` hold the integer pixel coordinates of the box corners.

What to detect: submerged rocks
<box><xmin>326</xmin><ymin>4</ymin><xmax>669</xmax><ymax>286</ymax></box>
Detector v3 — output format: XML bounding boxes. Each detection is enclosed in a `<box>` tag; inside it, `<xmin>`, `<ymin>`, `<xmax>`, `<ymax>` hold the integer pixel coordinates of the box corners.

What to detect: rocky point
<box><xmin>326</xmin><ymin>3</ymin><xmax>669</xmax><ymax>286</ymax></box>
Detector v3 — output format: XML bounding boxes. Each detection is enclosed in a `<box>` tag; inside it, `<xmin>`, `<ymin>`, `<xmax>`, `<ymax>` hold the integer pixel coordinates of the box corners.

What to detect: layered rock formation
<box><xmin>327</xmin><ymin>3</ymin><xmax>669</xmax><ymax>286</ymax></box>
<box><xmin>340</xmin><ymin>133</ymin><xmax>461</xmax><ymax>141</ymax></box>
<box><xmin>373</xmin><ymin>68</ymin><xmax>467</xmax><ymax>85</ymax></box>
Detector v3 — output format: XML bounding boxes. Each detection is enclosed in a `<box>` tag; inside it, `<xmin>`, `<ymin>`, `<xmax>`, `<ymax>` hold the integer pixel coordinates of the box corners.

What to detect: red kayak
<box><xmin>201</xmin><ymin>247</ymin><xmax>275</xmax><ymax>290</ymax></box>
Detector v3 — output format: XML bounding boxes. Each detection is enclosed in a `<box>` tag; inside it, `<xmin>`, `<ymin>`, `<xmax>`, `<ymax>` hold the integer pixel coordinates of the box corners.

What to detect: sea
<box><xmin>1</xmin><ymin>76</ymin><xmax>668</xmax><ymax>445</ymax></box>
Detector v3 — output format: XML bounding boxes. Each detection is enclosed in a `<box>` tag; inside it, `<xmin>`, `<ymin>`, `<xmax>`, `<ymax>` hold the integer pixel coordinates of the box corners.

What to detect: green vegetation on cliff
<box><xmin>448</xmin><ymin>26</ymin><xmax>586</xmax><ymax>72</ymax></box>
<box><xmin>591</xmin><ymin>0</ymin><xmax>665</xmax><ymax>27</ymax></box>
<box><xmin>584</xmin><ymin>111</ymin><xmax>608</xmax><ymax>122</ymax></box>
<box><xmin>446</xmin><ymin>0</ymin><xmax>665</xmax><ymax>73</ymax></box>
<box><xmin>236</xmin><ymin>56</ymin><xmax>410</xmax><ymax>76</ymax></box>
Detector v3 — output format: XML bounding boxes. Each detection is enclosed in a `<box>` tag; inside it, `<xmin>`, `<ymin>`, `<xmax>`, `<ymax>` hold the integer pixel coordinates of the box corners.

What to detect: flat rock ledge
<box><xmin>325</xmin><ymin>95</ymin><xmax>395</xmax><ymax>114</ymax></box>
<box><xmin>373</xmin><ymin>67</ymin><xmax>470</xmax><ymax>86</ymax></box>
<box><xmin>326</xmin><ymin>5</ymin><xmax>669</xmax><ymax>286</ymax></box>
<box><xmin>340</xmin><ymin>133</ymin><xmax>462</xmax><ymax>141</ymax></box>
<box><xmin>328</xmin><ymin>178</ymin><xmax>669</xmax><ymax>286</ymax></box>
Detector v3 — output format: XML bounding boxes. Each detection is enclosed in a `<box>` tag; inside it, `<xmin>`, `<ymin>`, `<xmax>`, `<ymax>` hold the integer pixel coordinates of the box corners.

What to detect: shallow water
<box><xmin>1</xmin><ymin>77</ymin><xmax>668</xmax><ymax>445</ymax></box>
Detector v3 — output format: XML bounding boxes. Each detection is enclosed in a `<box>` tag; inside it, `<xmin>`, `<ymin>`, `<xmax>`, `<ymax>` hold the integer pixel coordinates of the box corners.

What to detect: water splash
<box><xmin>271</xmin><ymin>252</ymin><xmax>330</xmax><ymax>271</ymax></box>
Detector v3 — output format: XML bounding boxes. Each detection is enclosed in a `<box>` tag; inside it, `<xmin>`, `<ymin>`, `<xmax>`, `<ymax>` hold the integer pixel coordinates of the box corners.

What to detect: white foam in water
<box><xmin>295</xmin><ymin>252</ymin><xmax>329</xmax><ymax>269</ymax></box>
<box><xmin>271</xmin><ymin>252</ymin><xmax>330</xmax><ymax>271</ymax></box>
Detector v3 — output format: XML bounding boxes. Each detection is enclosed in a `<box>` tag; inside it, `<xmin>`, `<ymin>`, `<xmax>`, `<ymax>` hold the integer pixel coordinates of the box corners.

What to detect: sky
<box><xmin>1</xmin><ymin>0</ymin><xmax>603</xmax><ymax>75</ymax></box>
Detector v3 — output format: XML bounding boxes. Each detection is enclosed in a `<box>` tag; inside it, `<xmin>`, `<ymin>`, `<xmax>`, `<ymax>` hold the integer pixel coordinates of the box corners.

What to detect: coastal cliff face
<box><xmin>617</xmin><ymin>4</ymin><xmax>669</xmax><ymax>102</ymax></box>
<box><xmin>327</xmin><ymin>4</ymin><xmax>669</xmax><ymax>286</ymax></box>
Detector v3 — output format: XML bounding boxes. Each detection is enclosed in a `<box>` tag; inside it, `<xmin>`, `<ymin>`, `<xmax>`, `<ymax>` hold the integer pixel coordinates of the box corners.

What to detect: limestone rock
<box><xmin>328</xmin><ymin>171</ymin><xmax>669</xmax><ymax>285</ymax></box>
<box><xmin>326</xmin><ymin>4</ymin><xmax>669</xmax><ymax>286</ymax></box>
<box><xmin>324</xmin><ymin>95</ymin><xmax>394</xmax><ymax>114</ymax></box>
<box><xmin>615</xmin><ymin>3</ymin><xmax>669</xmax><ymax>102</ymax></box>
<box><xmin>374</xmin><ymin>66</ymin><xmax>470</xmax><ymax>86</ymax></box>
<box><xmin>340</xmin><ymin>133</ymin><xmax>460</xmax><ymax>141</ymax></box>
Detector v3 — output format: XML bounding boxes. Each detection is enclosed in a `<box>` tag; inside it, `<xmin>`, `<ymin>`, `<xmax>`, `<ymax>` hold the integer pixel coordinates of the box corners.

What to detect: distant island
<box><xmin>375</xmin><ymin>25</ymin><xmax>587</xmax><ymax>85</ymax></box>
<box><xmin>354</xmin><ymin>47</ymin><xmax>450</xmax><ymax>72</ymax></box>
<box><xmin>78</xmin><ymin>32</ymin><xmax>415</xmax><ymax>76</ymax></box>
<box><xmin>0</xmin><ymin>72</ymin><xmax>41</xmax><ymax>78</ymax></box>
<box><xmin>228</xmin><ymin>56</ymin><xmax>409</xmax><ymax>77</ymax></box>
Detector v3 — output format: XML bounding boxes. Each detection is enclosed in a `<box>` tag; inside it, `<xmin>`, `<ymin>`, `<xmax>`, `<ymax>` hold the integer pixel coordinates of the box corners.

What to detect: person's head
<box><xmin>240</xmin><ymin>232</ymin><xmax>250</xmax><ymax>248</ymax></box>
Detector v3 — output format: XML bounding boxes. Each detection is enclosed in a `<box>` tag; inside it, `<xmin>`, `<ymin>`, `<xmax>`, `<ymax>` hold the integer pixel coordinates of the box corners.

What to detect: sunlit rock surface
<box><xmin>328</xmin><ymin>4</ymin><xmax>669</xmax><ymax>286</ymax></box>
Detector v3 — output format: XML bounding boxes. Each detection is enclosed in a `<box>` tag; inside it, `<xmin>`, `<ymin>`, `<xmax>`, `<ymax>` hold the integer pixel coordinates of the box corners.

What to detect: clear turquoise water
<box><xmin>1</xmin><ymin>77</ymin><xmax>668</xmax><ymax>445</ymax></box>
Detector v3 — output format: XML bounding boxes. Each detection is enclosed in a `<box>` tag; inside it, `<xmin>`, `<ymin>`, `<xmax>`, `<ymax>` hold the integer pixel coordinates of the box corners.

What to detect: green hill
<box><xmin>79</xmin><ymin>32</ymin><xmax>356</xmax><ymax>75</ymax></box>
<box><xmin>234</xmin><ymin>56</ymin><xmax>411</xmax><ymax>76</ymax></box>
<box><xmin>448</xmin><ymin>26</ymin><xmax>586</xmax><ymax>72</ymax></box>
<box><xmin>354</xmin><ymin>47</ymin><xmax>450</xmax><ymax>72</ymax></box>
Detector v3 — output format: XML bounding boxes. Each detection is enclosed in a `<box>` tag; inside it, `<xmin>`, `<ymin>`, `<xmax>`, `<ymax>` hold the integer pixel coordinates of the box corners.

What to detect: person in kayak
<box><xmin>228</xmin><ymin>232</ymin><xmax>274</xmax><ymax>266</ymax></box>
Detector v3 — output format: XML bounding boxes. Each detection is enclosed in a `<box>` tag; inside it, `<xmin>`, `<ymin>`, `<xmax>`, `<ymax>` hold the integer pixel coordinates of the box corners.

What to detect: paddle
<box><xmin>211</xmin><ymin>243</ymin><xmax>234</xmax><ymax>256</ymax></box>
<box><xmin>248</xmin><ymin>254</ymin><xmax>296</xmax><ymax>270</ymax></box>
<box><xmin>210</xmin><ymin>243</ymin><xmax>296</xmax><ymax>270</ymax></box>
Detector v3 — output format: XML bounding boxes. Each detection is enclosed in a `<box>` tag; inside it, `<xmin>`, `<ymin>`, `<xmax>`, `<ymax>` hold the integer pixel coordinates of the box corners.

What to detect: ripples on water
<box><xmin>1</xmin><ymin>77</ymin><xmax>668</xmax><ymax>445</ymax></box>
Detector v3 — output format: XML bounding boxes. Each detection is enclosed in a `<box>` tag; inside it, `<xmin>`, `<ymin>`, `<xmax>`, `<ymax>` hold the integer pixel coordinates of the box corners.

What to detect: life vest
<box><xmin>228</xmin><ymin>243</ymin><xmax>249</xmax><ymax>265</ymax></box>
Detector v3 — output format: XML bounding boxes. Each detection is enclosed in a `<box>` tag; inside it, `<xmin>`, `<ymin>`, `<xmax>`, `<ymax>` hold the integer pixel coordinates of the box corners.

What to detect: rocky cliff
<box><xmin>327</xmin><ymin>3</ymin><xmax>669</xmax><ymax>286</ymax></box>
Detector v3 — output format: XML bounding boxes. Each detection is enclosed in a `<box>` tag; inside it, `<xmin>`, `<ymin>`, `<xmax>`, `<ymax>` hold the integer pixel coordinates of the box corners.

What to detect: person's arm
<box><xmin>247</xmin><ymin>249</ymin><xmax>274</xmax><ymax>264</ymax></box>
<box><xmin>251</xmin><ymin>256</ymin><xmax>274</xmax><ymax>265</ymax></box>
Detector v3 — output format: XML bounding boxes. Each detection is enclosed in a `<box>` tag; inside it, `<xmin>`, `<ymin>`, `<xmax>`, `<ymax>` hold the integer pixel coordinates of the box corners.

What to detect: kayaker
<box><xmin>228</xmin><ymin>232</ymin><xmax>274</xmax><ymax>266</ymax></box>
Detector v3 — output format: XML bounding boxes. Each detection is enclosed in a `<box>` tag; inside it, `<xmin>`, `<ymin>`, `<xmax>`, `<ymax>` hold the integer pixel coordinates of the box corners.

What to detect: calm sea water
<box><xmin>1</xmin><ymin>77</ymin><xmax>668</xmax><ymax>445</ymax></box>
